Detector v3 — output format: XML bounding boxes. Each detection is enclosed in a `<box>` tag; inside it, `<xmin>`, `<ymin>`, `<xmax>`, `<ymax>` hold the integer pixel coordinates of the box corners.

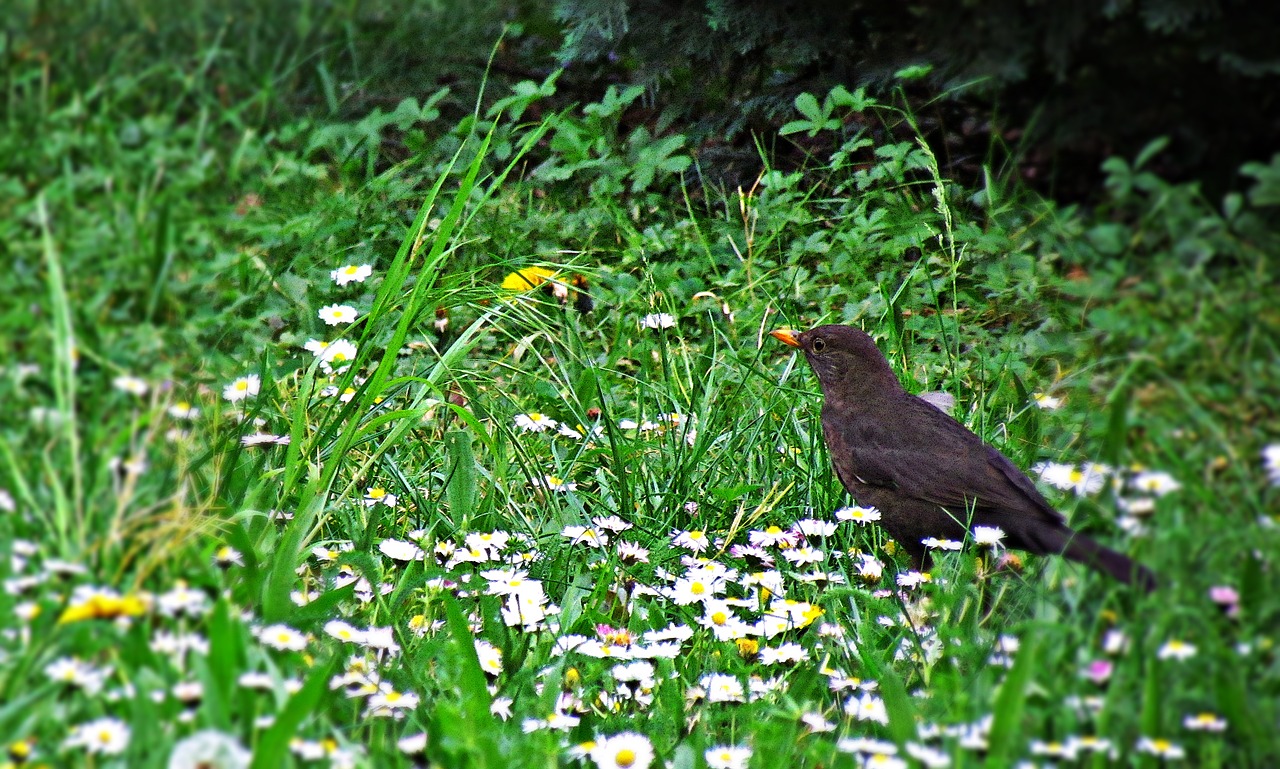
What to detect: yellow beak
<box><xmin>770</xmin><ymin>329</ymin><xmax>802</xmax><ymax>348</ymax></box>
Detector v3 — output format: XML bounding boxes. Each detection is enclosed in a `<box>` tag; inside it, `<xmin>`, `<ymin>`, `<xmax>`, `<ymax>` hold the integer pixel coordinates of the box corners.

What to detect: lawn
<box><xmin>2</xmin><ymin>3</ymin><xmax>1278</xmax><ymax>768</ymax></box>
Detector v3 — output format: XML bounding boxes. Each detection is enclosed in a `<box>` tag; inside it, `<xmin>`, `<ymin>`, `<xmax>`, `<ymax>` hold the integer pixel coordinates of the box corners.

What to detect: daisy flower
<box><xmin>749</xmin><ymin>525</ymin><xmax>798</xmax><ymax>547</ymax></box>
<box><xmin>378</xmin><ymin>539</ymin><xmax>424</xmax><ymax>562</ymax></box>
<box><xmin>534</xmin><ymin>475</ymin><xmax>577</xmax><ymax>492</ymax></box>
<box><xmin>367</xmin><ymin>685</ymin><xmax>420</xmax><ymax>717</ymax></box>
<box><xmin>1035</xmin><ymin>462</ymin><xmax>1106</xmax><ymax>495</ymax></box>
<box><xmin>1098</xmin><ymin>632</ymin><xmax>1127</xmax><ymax>658</ymax></box>
<box><xmin>1136</xmin><ymin>737</ymin><xmax>1185</xmax><ymax>759</ymax></box>
<box><xmin>305</xmin><ymin>339</ymin><xmax>358</xmax><ymax>374</ymax></box>
<box><xmin>593</xmin><ymin>515</ymin><xmax>633</xmax><ymax>533</ymax></box>
<box><xmin>168</xmin><ymin>731</ymin><xmax>251</xmax><ymax>768</ymax></box>
<box><xmin>474</xmin><ymin>640</ymin><xmax>503</xmax><ymax>676</ymax></box>
<box><xmin>213</xmin><ymin>546</ymin><xmax>244</xmax><ymax>568</ymax></box>
<box><xmin>617</xmin><ymin>541</ymin><xmax>650</xmax><ymax>564</ymax></box>
<box><xmin>1183</xmin><ymin>712</ymin><xmax>1227</xmax><ymax>732</ymax></box>
<box><xmin>398</xmin><ymin>733</ymin><xmax>428</xmax><ymax>754</ymax></box>
<box><xmin>801</xmin><ymin>712</ymin><xmax>837</xmax><ymax>733</ymax></box>
<box><xmin>896</xmin><ymin>571</ymin><xmax>931</xmax><ymax>589</ymax></box>
<box><xmin>1067</xmin><ymin>735</ymin><xmax>1113</xmax><ymax>755</ymax></box>
<box><xmin>781</xmin><ymin>546</ymin><xmax>825</xmax><ymax>566</ymax></box>
<box><xmin>223</xmin><ymin>375</ymin><xmax>261</xmax><ymax>402</ymax></box>
<box><xmin>46</xmin><ymin>658</ymin><xmax>111</xmax><ymax>694</ymax></box>
<box><xmin>491</xmin><ymin>697</ymin><xmax>514</xmax><ymax>720</ymax></box>
<box><xmin>854</xmin><ymin>553</ymin><xmax>884</xmax><ymax>582</ymax></box>
<box><xmin>588</xmin><ymin>732</ymin><xmax>654</xmax><ymax>769</ymax></box>
<box><xmin>1032</xmin><ymin>392</ymin><xmax>1063</xmax><ymax>409</ymax></box>
<box><xmin>671</xmin><ymin>529</ymin><xmax>711</xmax><ymax>553</ymax></box>
<box><xmin>466</xmin><ymin>530</ymin><xmax>512</xmax><ymax>552</ymax></box>
<box><xmin>1031</xmin><ymin>740</ymin><xmax>1078</xmax><ymax>760</ymax></box>
<box><xmin>1208</xmin><ymin>585</ymin><xmax>1238</xmax><ymax>605</ymax></box>
<box><xmin>848</xmin><ymin>692</ymin><xmax>890</xmax><ymax>724</ymax></box>
<box><xmin>318</xmin><ymin>304</ymin><xmax>358</xmax><ymax>325</ymax></box>
<box><xmin>240</xmin><ymin>432</ymin><xmax>289</xmax><ymax>447</ymax></box>
<box><xmin>795</xmin><ymin>518</ymin><xmax>837</xmax><ymax>538</ymax></box>
<box><xmin>669</xmin><ymin>575</ymin><xmax>723</xmax><ymax>605</ymax></box>
<box><xmin>1130</xmin><ymin>471</ymin><xmax>1182</xmax><ymax>496</ymax></box>
<box><xmin>332</xmin><ymin>264</ymin><xmax>373</xmax><ymax>285</ymax></box>
<box><xmin>1157</xmin><ymin>639</ymin><xmax>1197</xmax><ymax>661</ymax></box>
<box><xmin>1118</xmin><ymin>496</ymin><xmax>1157</xmax><ymax>516</ymax></box>
<box><xmin>972</xmin><ymin>525</ymin><xmax>1005</xmax><ymax>547</ymax></box>
<box><xmin>836</xmin><ymin>505</ymin><xmax>881</xmax><ymax>524</ymax></box>
<box><xmin>113</xmin><ymin>375</ymin><xmax>148</xmax><ymax>396</ymax></box>
<box><xmin>702</xmin><ymin>673</ymin><xmax>746</xmax><ymax>703</ymax></box>
<box><xmin>514</xmin><ymin>412</ymin><xmax>558</xmax><ymax>432</ymax></box>
<box><xmin>641</xmin><ymin>313</ymin><xmax>676</xmax><ymax>330</ymax></box>
<box><xmin>1263</xmin><ymin>444</ymin><xmax>1280</xmax><ymax>486</ymax></box>
<box><xmin>65</xmin><ymin>718</ymin><xmax>130</xmax><ymax>755</ymax></box>
<box><xmin>363</xmin><ymin>487</ymin><xmax>398</xmax><ymax>507</ymax></box>
<box><xmin>168</xmin><ymin>401</ymin><xmax>200</xmax><ymax>420</ymax></box>
<box><xmin>705</xmin><ymin>745</ymin><xmax>751</xmax><ymax>769</ymax></box>
<box><xmin>257</xmin><ymin>624</ymin><xmax>308</xmax><ymax>652</ymax></box>
<box><xmin>556</xmin><ymin>423</ymin><xmax>584</xmax><ymax>439</ymax></box>
<box><xmin>759</xmin><ymin>643</ymin><xmax>809</xmax><ymax>665</ymax></box>
<box><xmin>323</xmin><ymin>620</ymin><xmax>366</xmax><ymax>644</ymax></box>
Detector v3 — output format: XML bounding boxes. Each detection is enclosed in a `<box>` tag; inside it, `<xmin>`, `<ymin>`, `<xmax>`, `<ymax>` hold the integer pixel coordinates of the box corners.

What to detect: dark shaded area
<box><xmin>552</xmin><ymin>0</ymin><xmax>1280</xmax><ymax>200</ymax></box>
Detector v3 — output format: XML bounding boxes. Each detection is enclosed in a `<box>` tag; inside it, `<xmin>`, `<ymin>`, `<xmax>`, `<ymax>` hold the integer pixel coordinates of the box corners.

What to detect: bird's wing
<box><xmin>823</xmin><ymin>394</ymin><xmax>1064</xmax><ymax>525</ymax></box>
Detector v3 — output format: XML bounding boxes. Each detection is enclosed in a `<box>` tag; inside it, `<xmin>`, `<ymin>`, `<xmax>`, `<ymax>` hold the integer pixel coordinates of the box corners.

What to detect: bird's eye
<box><xmin>811</xmin><ymin>337</ymin><xmax>827</xmax><ymax>353</ymax></box>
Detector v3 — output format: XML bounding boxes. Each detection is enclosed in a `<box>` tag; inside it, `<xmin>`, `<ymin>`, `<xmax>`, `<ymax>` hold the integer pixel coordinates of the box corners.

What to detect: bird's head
<box><xmin>770</xmin><ymin>324</ymin><xmax>903</xmax><ymax>402</ymax></box>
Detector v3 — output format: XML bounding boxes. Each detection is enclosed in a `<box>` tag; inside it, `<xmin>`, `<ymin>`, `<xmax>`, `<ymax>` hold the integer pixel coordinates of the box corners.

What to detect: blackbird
<box><xmin>771</xmin><ymin>324</ymin><xmax>1157</xmax><ymax>592</ymax></box>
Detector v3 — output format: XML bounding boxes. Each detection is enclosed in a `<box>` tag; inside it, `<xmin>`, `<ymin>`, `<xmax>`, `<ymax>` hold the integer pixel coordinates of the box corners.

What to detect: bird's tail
<box><xmin>1059</xmin><ymin>532</ymin><xmax>1158</xmax><ymax>593</ymax></box>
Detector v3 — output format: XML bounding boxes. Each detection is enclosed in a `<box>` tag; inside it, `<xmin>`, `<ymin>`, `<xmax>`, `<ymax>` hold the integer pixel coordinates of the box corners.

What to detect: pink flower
<box><xmin>1209</xmin><ymin>586</ymin><xmax>1241</xmax><ymax>618</ymax></box>
<box><xmin>1084</xmin><ymin>659</ymin><xmax>1113</xmax><ymax>685</ymax></box>
<box><xmin>1209</xmin><ymin>586</ymin><xmax>1239</xmax><ymax>606</ymax></box>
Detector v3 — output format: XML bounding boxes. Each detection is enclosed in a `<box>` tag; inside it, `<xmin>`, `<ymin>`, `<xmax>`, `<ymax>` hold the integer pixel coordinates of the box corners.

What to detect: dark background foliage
<box><xmin>552</xmin><ymin>0</ymin><xmax>1280</xmax><ymax>198</ymax></box>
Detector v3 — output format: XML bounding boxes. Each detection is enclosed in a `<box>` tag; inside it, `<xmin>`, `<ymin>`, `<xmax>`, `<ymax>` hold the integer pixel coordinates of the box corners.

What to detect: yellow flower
<box><xmin>501</xmin><ymin>266</ymin><xmax>558</xmax><ymax>291</ymax></box>
<box><xmin>799</xmin><ymin>602</ymin><xmax>825</xmax><ymax>626</ymax></box>
<box><xmin>58</xmin><ymin>593</ymin><xmax>148</xmax><ymax>624</ymax></box>
<box><xmin>9</xmin><ymin>738</ymin><xmax>35</xmax><ymax>760</ymax></box>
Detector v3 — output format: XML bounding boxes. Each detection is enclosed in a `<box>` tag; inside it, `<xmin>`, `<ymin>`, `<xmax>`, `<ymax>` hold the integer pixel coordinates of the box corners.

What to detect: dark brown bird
<box><xmin>771</xmin><ymin>324</ymin><xmax>1156</xmax><ymax>592</ymax></box>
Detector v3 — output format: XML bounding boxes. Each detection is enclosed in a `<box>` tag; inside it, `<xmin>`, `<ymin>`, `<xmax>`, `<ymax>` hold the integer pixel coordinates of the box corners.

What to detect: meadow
<box><xmin>2</xmin><ymin>4</ymin><xmax>1279</xmax><ymax>767</ymax></box>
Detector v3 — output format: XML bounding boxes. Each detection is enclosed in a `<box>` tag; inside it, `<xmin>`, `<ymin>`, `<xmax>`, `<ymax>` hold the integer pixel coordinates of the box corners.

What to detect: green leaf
<box><xmin>1134</xmin><ymin>136</ymin><xmax>1170</xmax><ymax>170</ymax></box>
<box><xmin>876</xmin><ymin>661</ymin><xmax>917</xmax><ymax>746</ymax></box>
<box><xmin>893</xmin><ymin>63</ymin><xmax>934</xmax><ymax>80</ymax></box>
<box><xmin>709</xmin><ymin>483</ymin><xmax>760</xmax><ymax>502</ymax></box>
<box><xmin>1240</xmin><ymin>153</ymin><xmax>1280</xmax><ymax>207</ymax></box>
<box><xmin>1139</xmin><ymin>656</ymin><xmax>1162</xmax><ymax>769</ymax></box>
<box><xmin>1103</xmin><ymin>362</ymin><xmax>1142</xmax><ymax>465</ymax></box>
<box><xmin>828</xmin><ymin>85</ymin><xmax>875</xmax><ymax>112</ymax></box>
<box><xmin>252</xmin><ymin>656</ymin><xmax>337</xmax><ymax>769</ymax></box>
<box><xmin>446</xmin><ymin>429</ymin><xmax>478</xmax><ymax>523</ymax></box>
<box><xmin>986</xmin><ymin>630</ymin><xmax>1041</xmax><ymax>768</ymax></box>
<box><xmin>794</xmin><ymin>92</ymin><xmax>824</xmax><ymax>122</ymax></box>
<box><xmin>200</xmin><ymin>598</ymin><xmax>243</xmax><ymax>730</ymax></box>
<box><xmin>441</xmin><ymin>596</ymin><xmax>503</xmax><ymax>766</ymax></box>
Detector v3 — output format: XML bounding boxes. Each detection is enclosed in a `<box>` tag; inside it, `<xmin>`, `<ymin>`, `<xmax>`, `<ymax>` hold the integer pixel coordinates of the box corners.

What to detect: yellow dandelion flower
<box><xmin>501</xmin><ymin>266</ymin><xmax>558</xmax><ymax>291</ymax></box>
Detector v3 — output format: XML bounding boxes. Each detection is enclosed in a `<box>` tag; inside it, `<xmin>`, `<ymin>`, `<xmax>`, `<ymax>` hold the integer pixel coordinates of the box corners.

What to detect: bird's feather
<box><xmin>823</xmin><ymin>392</ymin><xmax>1064</xmax><ymax>525</ymax></box>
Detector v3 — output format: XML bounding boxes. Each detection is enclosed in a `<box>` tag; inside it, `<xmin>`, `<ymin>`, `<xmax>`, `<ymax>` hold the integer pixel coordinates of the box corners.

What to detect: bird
<box><xmin>771</xmin><ymin>324</ymin><xmax>1157</xmax><ymax>592</ymax></box>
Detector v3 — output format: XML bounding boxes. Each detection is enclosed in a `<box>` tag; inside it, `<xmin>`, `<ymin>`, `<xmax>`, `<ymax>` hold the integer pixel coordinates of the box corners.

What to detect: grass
<box><xmin>2</xmin><ymin>2</ymin><xmax>1279</xmax><ymax>767</ymax></box>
